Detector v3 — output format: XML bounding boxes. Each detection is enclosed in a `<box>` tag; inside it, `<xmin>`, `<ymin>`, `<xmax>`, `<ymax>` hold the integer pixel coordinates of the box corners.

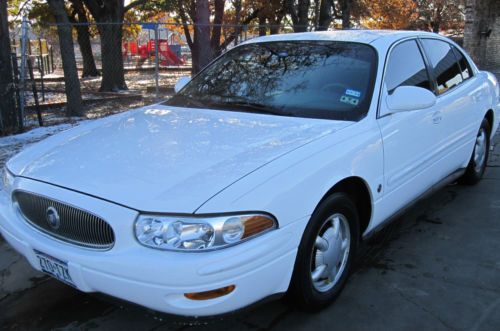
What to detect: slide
<box><xmin>158</xmin><ymin>40</ymin><xmax>184</xmax><ymax>66</ymax></box>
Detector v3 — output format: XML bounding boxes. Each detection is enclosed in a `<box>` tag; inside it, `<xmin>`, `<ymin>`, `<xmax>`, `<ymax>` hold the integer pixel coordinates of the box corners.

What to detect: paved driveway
<box><xmin>1</xmin><ymin>130</ymin><xmax>499</xmax><ymax>331</ymax></box>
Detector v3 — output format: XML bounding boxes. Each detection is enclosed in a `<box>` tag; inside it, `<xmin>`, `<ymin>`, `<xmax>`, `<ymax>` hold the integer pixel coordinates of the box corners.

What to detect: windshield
<box><xmin>166</xmin><ymin>41</ymin><xmax>377</xmax><ymax>121</ymax></box>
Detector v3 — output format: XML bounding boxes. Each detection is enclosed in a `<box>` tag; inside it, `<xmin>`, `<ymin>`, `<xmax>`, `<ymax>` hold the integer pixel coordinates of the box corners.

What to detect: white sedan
<box><xmin>1</xmin><ymin>30</ymin><xmax>499</xmax><ymax>317</ymax></box>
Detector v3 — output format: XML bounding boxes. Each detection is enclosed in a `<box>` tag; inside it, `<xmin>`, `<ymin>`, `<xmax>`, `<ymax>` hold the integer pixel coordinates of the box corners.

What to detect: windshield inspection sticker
<box><xmin>345</xmin><ymin>89</ymin><xmax>361</xmax><ymax>98</ymax></box>
<box><xmin>340</xmin><ymin>95</ymin><xmax>359</xmax><ymax>106</ymax></box>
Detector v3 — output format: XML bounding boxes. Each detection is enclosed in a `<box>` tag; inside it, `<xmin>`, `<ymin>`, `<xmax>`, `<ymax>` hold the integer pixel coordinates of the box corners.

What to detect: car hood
<box><xmin>8</xmin><ymin>105</ymin><xmax>352</xmax><ymax>213</ymax></box>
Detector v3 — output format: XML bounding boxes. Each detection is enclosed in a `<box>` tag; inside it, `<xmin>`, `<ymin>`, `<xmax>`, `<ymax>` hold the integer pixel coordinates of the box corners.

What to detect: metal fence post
<box><xmin>38</xmin><ymin>38</ymin><xmax>45</xmax><ymax>101</ymax></box>
<box><xmin>154</xmin><ymin>22</ymin><xmax>160</xmax><ymax>99</ymax></box>
<box><xmin>18</xmin><ymin>16</ymin><xmax>29</xmax><ymax>130</ymax></box>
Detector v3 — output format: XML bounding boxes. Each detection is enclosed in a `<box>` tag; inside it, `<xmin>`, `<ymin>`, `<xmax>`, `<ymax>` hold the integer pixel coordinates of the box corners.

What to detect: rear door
<box><xmin>419</xmin><ymin>38</ymin><xmax>481</xmax><ymax>172</ymax></box>
<box><xmin>377</xmin><ymin>39</ymin><xmax>444</xmax><ymax>215</ymax></box>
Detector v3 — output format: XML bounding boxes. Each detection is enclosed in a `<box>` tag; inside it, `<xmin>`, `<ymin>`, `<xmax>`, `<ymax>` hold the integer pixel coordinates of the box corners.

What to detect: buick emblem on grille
<box><xmin>46</xmin><ymin>207</ymin><xmax>61</xmax><ymax>230</ymax></box>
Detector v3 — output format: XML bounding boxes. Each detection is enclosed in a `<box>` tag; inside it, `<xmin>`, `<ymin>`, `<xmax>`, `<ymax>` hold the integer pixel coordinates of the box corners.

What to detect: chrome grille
<box><xmin>14</xmin><ymin>191</ymin><xmax>115</xmax><ymax>250</ymax></box>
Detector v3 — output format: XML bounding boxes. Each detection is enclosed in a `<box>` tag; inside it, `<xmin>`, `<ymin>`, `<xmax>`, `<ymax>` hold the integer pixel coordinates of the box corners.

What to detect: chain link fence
<box><xmin>5</xmin><ymin>19</ymin><xmax>297</xmax><ymax>132</ymax></box>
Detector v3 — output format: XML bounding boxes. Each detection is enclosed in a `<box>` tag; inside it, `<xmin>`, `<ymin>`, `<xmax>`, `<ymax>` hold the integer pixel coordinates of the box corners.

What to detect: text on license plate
<box><xmin>34</xmin><ymin>250</ymin><xmax>76</xmax><ymax>287</ymax></box>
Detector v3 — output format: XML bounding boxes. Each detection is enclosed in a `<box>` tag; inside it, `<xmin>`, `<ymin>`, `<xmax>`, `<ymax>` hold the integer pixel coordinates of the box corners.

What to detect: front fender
<box><xmin>195</xmin><ymin>119</ymin><xmax>384</xmax><ymax>233</ymax></box>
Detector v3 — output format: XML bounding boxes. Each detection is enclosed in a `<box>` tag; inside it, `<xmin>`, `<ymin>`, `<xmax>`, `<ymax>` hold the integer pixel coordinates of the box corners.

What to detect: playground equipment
<box><xmin>122</xmin><ymin>25</ymin><xmax>185</xmax><ymax>68</ymax></box>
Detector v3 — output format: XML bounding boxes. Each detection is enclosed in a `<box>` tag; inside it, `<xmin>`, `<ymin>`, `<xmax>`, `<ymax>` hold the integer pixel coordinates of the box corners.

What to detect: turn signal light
<box><xmin>242</xmin><ymin>215</ymin><xmax>275</xmax><ymax>239</ymax></box>
<box><xmin>184</xmin><ymin>285</ymin><xmax>235</xmax><ymax>300</ymax></box>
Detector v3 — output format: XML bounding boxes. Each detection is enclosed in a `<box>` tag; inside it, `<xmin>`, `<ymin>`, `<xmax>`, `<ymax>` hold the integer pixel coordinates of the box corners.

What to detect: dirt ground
<box><xmin>22</xmin><ymin>68</ymin><xmax>182</xmax><ymax>129</ymax></box>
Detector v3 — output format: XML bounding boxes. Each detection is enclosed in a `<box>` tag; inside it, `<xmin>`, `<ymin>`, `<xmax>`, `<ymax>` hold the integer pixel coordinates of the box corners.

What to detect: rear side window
<box><xmin>421</xmin><ymin>39</ymin><xmax>463</xmax><ymax>94</ymax></box>
<box><xmin>385</xmin><ymin>40</ymin><xmax>432</xmax><ymax>95</ymax></box>
<box><xmin>451</xmin><ymin>46</ymin><xmax>472</xmax><ymax>80</ymax></box>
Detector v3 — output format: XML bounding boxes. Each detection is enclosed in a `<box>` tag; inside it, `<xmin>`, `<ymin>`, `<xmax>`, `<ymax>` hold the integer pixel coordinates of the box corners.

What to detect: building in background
<box><xmin>464</xmin><ymin>0</ymin><xmax>500</xmax><ymax>69</ymax></box>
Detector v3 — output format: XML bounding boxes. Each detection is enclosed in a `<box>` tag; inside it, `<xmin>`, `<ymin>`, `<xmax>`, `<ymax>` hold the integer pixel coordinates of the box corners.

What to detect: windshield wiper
<box><xmin>211</xmin><ymin>101</ymin><xmax>293</xmax><ymax>117</ymax></box>
<box><xmin>167</xmin><ymin>95</ymin><xmax>294</xmax><ymax>117</ymax></box>
<box><xmin>165</xmin><ymin>94</ymin><xmax>207</xmax><ymax>108</ymax></box>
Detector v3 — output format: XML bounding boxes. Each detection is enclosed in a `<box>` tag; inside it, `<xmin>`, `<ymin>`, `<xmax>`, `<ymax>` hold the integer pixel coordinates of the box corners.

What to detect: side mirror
<box><xmin>386</xmin><ymin>86</ymin><xmax>437</xmax><ymax>113</ymax></box>
<box><xmin>174</xmin><ymin>76</ymin><xmax>191</xmax><ymax>93</ymax></box>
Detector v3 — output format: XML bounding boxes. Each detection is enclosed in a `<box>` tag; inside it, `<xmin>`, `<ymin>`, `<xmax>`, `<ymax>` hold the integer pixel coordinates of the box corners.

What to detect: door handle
<box><xmin>432</xmin><ymin>111</ymin><xmax>442</xmax><ymax>124</ymax></box>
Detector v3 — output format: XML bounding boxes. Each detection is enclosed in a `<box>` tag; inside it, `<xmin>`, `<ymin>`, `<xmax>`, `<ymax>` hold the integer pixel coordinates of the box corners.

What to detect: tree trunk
<box><xmin>259</xmin><ymin>15</ymin><xmax>267</xmax><ymax>36</ymax></box>
<box><xmin>463</xmin><ymin>0</ymin><xmax>499</xmax><ymax>67</ymax></box>
<box><xmin>431</xmin><ymin>21</ymin><xmax>440</xmax><ymax>33</ymax></box>
<box><xmin>296</xmin><ymin>0</ymin><xmax>311</xmax><ymax>32</ymax></box>
<box><xmin>98</xmin><ymin>23</ymin><xmax>127</xmax><ymax>91</ymax></box>
<box><xmin>82</xmin><ymin>0</ymin><xmax>127</xmax><ymax>91</ymax></box>
<box><xmin>75</xmin><ymin>24</ymin><xmax>99</xmax><ymax>77</ymax></box>
<box><xmin>0</xmin><ymin>0</ymin><xmax>17</xmax><ymax>133</ymax></box>
<box><xmin>318</xmin><ymin>0</ymin><xmax>332</xmax><ymax>31</ymax></box>
<box><xmin>341</xmin><ymin>0</ymin><xmax>351</xmax><ymax>29</ymax></box>
<box><xmin>431</xmin><ymin>6</ymin><xmax>442</xmax><ymax>33</ymax></box>
<box><xmin>69</xmin><ymin>0</ymin><xmax>99</xmax><ymax>77</ymax></box>
<box><xmin>211</xmin><ymin>0</ymin><xmax>225</xmax><ymax>56</ymax></box>
<box><xmin>269</xmin><ymin>7</ymin><xmax>284</xmax><ymax>35</ymax></box>
<box><xmin>47</xmin><ymin>0</ymin><xmax>83</xmax><ymax>117</ymax></box>
<box><xmin>234</xmin><ymin>0</ymin><xmax>242</xmax><ymax>44</ymax></box>
<box><xmin>193</xmin><ymin>0</ymin><xmax>212</xmax><ymax>74</ymax></box>
<box><xmin>270</xmin><ymin>24</ymin><xmax>281</xmax><ymax>34</ymax></box>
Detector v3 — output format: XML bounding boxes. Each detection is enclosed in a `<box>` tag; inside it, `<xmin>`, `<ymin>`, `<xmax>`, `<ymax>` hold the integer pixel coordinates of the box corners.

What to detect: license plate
<box><xmin>34</xmin><ymin>250</ymin><xmax>76</xmax><ymax>287</ymax></box>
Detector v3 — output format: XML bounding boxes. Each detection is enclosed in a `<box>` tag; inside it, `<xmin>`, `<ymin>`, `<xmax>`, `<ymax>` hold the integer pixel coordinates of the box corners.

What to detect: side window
<box><xmin>451</xmin><ymin>46</ymin><xmax>473</xmax><ymax>80</ymax></box>
<box><xmin>421</xmin><ymin>39</ymin><xmax>463</xmax><ymax>94</ymax></box>
<box><xmin>385</xmin><ymin>40</ymin><xmax>432</xmax><ymax>95</ymax></box>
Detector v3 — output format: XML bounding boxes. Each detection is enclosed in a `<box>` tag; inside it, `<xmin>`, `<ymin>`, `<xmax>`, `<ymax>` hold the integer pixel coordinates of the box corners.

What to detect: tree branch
<box><xmin>124</xmin><ymin>0</ymin><xmax>148</xmax><ymax>12</ymax></box>
<box><xmin>177</xmin><ymin>0</ymin><xmax>194</xmax><ymax>49</ymax></box>
<box><xmin>218</xmin><ymin>8</ymin><xmax>261</xmax><ymax>51</ymax></box>
<box><xmin>81</xmin><ymin>0</ymin><xmax>102</xmax><ymax>20</ymax></box>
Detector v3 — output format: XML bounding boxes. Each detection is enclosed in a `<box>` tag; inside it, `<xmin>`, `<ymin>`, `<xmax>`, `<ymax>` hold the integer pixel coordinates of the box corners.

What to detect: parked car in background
<box><xmin>1</xmin><ymin>30</ymin><xmax>499</xmax><ymax>317</ymax></box>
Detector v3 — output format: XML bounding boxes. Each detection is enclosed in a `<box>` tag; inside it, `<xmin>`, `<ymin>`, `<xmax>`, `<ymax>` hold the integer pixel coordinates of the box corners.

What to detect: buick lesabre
<box><xmin>1</xmin><ymin>30</ymin><xmax>499</xmax><ymax>317</ymax></box>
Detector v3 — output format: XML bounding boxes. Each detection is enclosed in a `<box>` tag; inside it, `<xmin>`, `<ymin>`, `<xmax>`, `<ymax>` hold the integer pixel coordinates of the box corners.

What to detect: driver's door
<box><xmin>377</xmin><ymin>39</ymin><xmax>444</xmax><ymax>218</ymax></box>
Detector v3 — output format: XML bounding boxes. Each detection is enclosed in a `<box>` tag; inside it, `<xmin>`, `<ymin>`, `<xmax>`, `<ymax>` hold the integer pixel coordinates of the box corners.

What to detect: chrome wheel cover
<box><xmin>474</xmin><ymin>128</ymin><xmax>487</xmax><ymax>173</ymax></box>
<box><xmin>311</xmin><ymin>213</ymin><xmax>351</xmax><ymax>292</ymax></box>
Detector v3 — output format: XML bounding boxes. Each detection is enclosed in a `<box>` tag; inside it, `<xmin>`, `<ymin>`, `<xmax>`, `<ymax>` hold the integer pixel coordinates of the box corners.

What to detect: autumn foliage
<box><xmin>363</xmin><ymin>0</ymin><xmax>418</xmax><ymax>29</ymax></box>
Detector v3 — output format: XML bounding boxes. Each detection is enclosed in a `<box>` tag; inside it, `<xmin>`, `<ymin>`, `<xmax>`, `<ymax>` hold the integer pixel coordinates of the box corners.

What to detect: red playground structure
<box><xmin>122</xmin><ymin>26</ymin><xmax>185</xmax><ymax>68</ymax></box>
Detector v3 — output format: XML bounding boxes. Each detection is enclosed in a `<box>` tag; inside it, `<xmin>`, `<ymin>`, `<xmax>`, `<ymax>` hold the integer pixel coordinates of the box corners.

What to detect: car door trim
<box><xmin>363</xmin><ymin>167</ymin><xmax>466</xmax><ymax>240</ymax></box>
<box><xmin>376</xmin><ymin>36</ymin><xmax>435</xmax><ymax>119</ymax></box>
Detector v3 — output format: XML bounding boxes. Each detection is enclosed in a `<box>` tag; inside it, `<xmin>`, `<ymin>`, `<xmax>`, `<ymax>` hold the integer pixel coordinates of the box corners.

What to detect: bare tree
<box><xmin>47</xmin><ymin>0</ymin><xmax>83</xmax><ymax>117</ymax></box>
<box><xmin>0</xmin><ymin>0</ymin><xmax>17</xmax><ymax>133</ymax></box>
<box><xmin>286</xmin><ymin>0</ymin><xmax>311</xmax><ymax>32</ymax></box>
<box><xmin>177</xmin><ymin>0</ymin><xmax>260</xmax><ymax>75</ymax></box>
<box><xmin>286</xmin><ymin>0</ymin><xmax>352</xmax><ymax>32</ymax></box>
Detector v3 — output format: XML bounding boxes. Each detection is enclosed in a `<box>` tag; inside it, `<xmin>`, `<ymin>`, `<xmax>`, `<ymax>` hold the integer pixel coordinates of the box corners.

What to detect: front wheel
<box><xmin>289</xmin><ymin>193</ymin><xmax>359</xmax><ymax>310</ymax></box>
<box><xmin>461</xmin><ymin>118</ymin><xmax>491</xmax><ymax>185</ymax></box>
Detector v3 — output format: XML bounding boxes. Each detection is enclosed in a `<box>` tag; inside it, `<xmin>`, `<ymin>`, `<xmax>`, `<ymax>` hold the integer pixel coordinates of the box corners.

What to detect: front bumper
<box><xmin>0</xmin><ymin>178</ymin><xmax>304</xmax><ymax>317</ymax></box>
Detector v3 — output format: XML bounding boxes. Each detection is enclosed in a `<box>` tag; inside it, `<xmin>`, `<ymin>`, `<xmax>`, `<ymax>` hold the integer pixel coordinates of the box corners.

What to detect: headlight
<box><xmin>135</xmin><ymin>213</ymin><xmax>277</xmax><ymax>251</ymax></box>
<box><xmin>2</xmin><ymin>167</ymin><xmax>15</xmax><ymax>194</ymax></box>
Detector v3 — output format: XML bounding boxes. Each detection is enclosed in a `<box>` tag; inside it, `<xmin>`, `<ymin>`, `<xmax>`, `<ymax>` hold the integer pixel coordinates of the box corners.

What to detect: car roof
<box><xmin>244</xmin><ymin>30</ymin><xmax>442</xmax><ymax>46</ymax></box>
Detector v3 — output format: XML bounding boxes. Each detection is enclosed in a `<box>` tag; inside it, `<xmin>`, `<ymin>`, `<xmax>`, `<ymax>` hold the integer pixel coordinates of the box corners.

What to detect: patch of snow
<box><xmin>0</xmin><ymin>123</ymin><xmax>76</xmax><ymax>148</ymax></box>
<box><xmin>0</xmin><ymin>122</ymin><xmax>84</xmax><ymax>170</ymax></box>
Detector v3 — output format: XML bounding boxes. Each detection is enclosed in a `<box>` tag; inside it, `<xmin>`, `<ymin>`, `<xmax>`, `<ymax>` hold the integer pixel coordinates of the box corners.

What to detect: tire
<box><xmin>460</xmin><ymin>118</ymin><xmax>491</xmax><ymax>185</ymax></box>
<box><xmin>289</xmin><ymin>193</ymin><xmax>360</xmax><ymax>310</ymax></box>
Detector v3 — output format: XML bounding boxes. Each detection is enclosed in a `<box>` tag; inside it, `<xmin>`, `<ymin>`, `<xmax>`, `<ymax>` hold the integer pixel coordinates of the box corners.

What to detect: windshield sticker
<box><xmin>345</xmin><ymin>89</ymin><xmax>361</xmax><ymax>98</ymax></box>
<box><xmin>340</xmin><ymin>95</ymin><xmax>359</xmax><ymax>106</ymax></box>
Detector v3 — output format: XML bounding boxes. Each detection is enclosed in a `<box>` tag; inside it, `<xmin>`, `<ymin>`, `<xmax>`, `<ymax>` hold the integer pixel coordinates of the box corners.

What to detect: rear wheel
<box><xmin>289</xmin><ymin>193</ymin><xmax>359</xmax><ymax>310</ymax></box>
<box><xmin>461</xmin><ymin>118</ymin><xmax>490</xmax><ymax>185</ymax></box>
